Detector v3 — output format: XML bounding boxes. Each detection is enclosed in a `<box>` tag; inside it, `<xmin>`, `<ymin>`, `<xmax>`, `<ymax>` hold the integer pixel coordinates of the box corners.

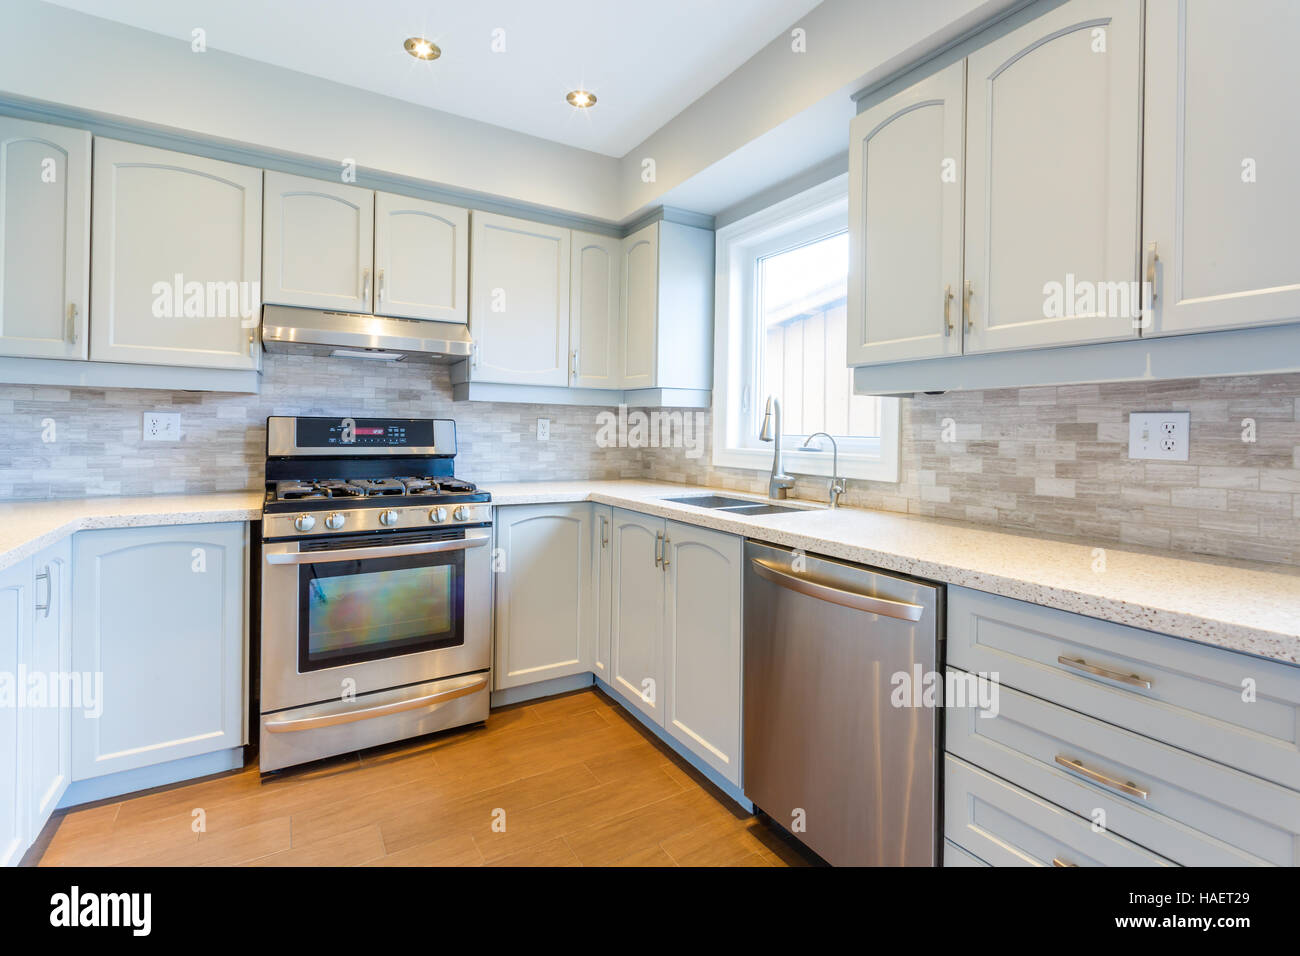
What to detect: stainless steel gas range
<box><xmin>258</xmin><ymin>416</ymin><xmax>492</xmax><ymax>772</ymax></box>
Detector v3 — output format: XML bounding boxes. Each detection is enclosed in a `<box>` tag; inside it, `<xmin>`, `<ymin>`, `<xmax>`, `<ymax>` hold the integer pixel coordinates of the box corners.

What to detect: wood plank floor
<box><xmin>36</xmin><ymin>687</ymin><xmax>818</xmax><ymax>867</ymax></box>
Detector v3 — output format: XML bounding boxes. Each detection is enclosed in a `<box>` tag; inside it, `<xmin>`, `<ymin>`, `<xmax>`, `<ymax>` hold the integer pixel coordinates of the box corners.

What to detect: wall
<box><xmin>640</xmin><ymin>372</ymin><xmax>1300</xmax><ymax>567</ymax></box>
<box><xmin>0</xmin><ymin>353</ymin><xmax>638</xmax><ymax>499</ymax></box>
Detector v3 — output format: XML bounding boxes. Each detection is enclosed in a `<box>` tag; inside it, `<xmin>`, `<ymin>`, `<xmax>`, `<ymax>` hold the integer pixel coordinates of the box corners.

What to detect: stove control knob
<box><xmin>294</xmin><ymin>514</ymin><xmax>316</xmax><ymax>533</ymax></box>
<box><xmin>429</xmin><ymin>507</ymin><xmax>447</xmax><ymax>524</ymax></box>
<box><xmin>379</xmin><ymin>509</ymin><xmax>400</xmax><ymax>527</ymax></box>
<box><xmin>324</xmin><ymin>512</ymin><xmax>346</xmax><ymax>531</ymax></box>
<box><xmin>453</xmin><ymin>505</ymin><xmax>470</xmax><ymax>522</ymax></box>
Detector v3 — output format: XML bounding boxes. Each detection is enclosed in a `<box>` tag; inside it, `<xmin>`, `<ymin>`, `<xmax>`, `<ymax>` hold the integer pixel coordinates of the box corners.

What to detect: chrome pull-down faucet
<box><xmin>759</xmin><ymin>396</ymin><xmax>795</xmax><ymax>499</ymax></box>
<box><xmin>802</xmin><ymin>432</ymin><xmax>846</xmax><ymax>508</ymax></box>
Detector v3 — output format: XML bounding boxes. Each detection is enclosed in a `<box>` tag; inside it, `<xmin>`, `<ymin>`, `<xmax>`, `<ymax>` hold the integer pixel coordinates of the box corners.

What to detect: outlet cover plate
<box><xmin>143</xmin><ymin>412</ymin><xmax>181</xmax><ymax>442</ymax></box>
<box><xmin>1128</xmin><ymin>411</ymin><xmax>1189</xmax><ymax>461</ymax></box>
<box><xmin>536</xmin><ymin>418</ymin><xmax>550</xmax><ymax>441</ymax></box>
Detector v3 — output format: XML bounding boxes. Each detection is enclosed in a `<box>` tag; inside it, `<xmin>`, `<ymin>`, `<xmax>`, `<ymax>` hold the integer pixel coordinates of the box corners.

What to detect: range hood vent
<box><xmin>261</xmin><ymin>305</ymin><xmax>472</xmax><ymax>364</ymax></box>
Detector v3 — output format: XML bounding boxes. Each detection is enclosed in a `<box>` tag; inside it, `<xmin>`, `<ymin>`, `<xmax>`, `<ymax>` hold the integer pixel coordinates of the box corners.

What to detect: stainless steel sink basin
<box><xmin>721</xmin><ymin>503</ymin><xmax>802</xmax><ymax>515</ymax></box>
<box><xmin>661</xmin><ymin>495</ymin><xmax>804</xmax><ymax>516</ymax></box>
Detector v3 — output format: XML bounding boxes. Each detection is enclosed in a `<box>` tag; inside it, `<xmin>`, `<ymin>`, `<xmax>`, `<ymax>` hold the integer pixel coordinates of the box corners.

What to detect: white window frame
<box><xmin>712</xmin><ymin>174</ymin><xmax>901</xmax><ymax>482</ymax></box>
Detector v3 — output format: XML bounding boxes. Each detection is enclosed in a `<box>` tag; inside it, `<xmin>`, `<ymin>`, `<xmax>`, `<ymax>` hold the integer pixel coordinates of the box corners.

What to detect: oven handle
<box><xmin>263</xmin><ymin>674</ymin><xmax>489</xmax><ymax>733</ymax></box>
<box><xmin>266</xmin><ymin>533</ymin><xmax>489</xmax><ymax>565</ymax></box>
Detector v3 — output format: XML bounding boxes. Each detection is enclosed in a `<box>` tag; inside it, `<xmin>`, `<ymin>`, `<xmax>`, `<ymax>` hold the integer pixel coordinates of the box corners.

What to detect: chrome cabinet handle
<box><xmin>963</xmin><ymin>279</ymin><xmax>974</xmax><ymax>331</ymax></box>
<box><xmin>362</xmin><ymin>267</ymin><xmax>372</xmax><ymax>303</ymax></box>
<box><xmin>599</xmin><ymin>515</ymin><xmax>609</xmax><ymax>549</ymax></box>
<box><xmin>661</xmin><ymin>534</ymin><xmax>670</xmax><ymax>570</ymax></box>
<box><xmin>377</xmin><ymin>268</ymin><xmax>385</xmax><ymax>303</ymax></box>
<box><xmin>654</xmin><ymin>530</ymin><xmax>663</xmax><ymax>567</ymax></box>
<box><xmin>66</xmin><ymin>303</ymin><xmax>78</xmax><ymax>344</ymax></box>
<box><xmin>34</xmin><ymin>566</ymin><xmax>51</xmax><ymax>618</ymax></box>
<box><xmin>749</xmin><ymin>558</ymin><xmax>924</xmax><ymax>621</ymax></box>
<box><xmin>570</xmin><ymin>348</ymin><xmax>579</xmax><ymax>381</ymax></box>
<box><xmin>1057</xmin><ymin>655</ymin><xmax>1152</xmax><ymax>689</ymax></box>
<box><xmin>1055</xmin><ymin>755</ymin><xmax>1149</xmax><ymax>801</ymax></box>
<box><xmin>264</xmin><ymin>675</ymin><xmax>488</xmax><ymax>733</ymax></box>
<box><xmin>1145</xmin><ymin>241</ymin><xmax>1159</xmax><ymax>303</ymax></box>
<box><xmin>943</xmin><ymin>284</ymin><xmax>954</xmax><ymax>336</ymax></box>
<box><xmin>471</xmin><ymin>339</ymin><xmax>480</xmax><ymax>369</ymax></box>
<box><xmin>1052</xmin><ymin>857</ymin><xmax>1078</xmax><ymax>868</ymax></box>
<box><xmin>266</xmin><ymin>534</ymin><xmax>488</xmax><ymax>565</ymax></box>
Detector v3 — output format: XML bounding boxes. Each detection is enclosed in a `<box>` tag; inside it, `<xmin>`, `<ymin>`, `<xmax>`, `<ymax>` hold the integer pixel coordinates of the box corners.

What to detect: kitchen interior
<box><xmin>1</xmin><ymin>0</ymin><xmax>1299</xmax><ymax>885</ymax></box>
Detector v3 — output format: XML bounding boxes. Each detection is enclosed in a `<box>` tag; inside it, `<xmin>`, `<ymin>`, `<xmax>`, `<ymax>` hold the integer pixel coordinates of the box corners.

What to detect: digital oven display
<box><xmin>294</xmin><ymin>418</ymin><xmax>436</xmax><ymax>448</ymax></box>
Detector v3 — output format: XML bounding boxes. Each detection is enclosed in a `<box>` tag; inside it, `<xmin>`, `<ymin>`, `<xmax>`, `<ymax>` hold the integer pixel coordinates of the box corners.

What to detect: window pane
<box><xmin>757</xmin><ymin>232</ymin><xmax>880</xmax><ymax>441</ymax></box>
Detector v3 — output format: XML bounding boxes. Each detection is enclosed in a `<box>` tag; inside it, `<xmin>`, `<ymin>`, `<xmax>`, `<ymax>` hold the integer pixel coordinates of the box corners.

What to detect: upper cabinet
<box><xmin>263</xmin><ymin>171</ymin><xmax>374</xmax><ymax>314</ymax></box>
<box><xmin>91</xmin><ymin>139</ymin><xmax>262</xmax><ymax>370</ymax></box>
<box><xmin>1142</xmin><ymin>0</ymin><xmax>1300</xmax><ymax>336</ymax></box>
<box><xmin>0</xmin><ymin>118</ymin><xmax>90</xmax><ymax>361</ymax></box>
<box><xmin>569</xmin><ymin>230</ymin><xmax>622</xmax><ymax>389</ymax></box>
<box><xmin>620</xmin><ymin>222</ymin><xmax>658</xmax><ymax>388</ymax></box>
<box><xmin>847</xmin><ymin>62</ymin><xmax>965</xmax><ymax>365</ymax></box>
<box><xmin>374</xmin><ymin>192</ymin><xmax>468</xmax><ymax>324</ymax></box>
<box><xmin>963</xmin><ymin>0</ymin><xmax>1142</xmax><ymax>353</ymax></box>
<box><xmin>466</xmin><ymin>211</ymin><xmax>571</xmax><ymax>386</ymax></box>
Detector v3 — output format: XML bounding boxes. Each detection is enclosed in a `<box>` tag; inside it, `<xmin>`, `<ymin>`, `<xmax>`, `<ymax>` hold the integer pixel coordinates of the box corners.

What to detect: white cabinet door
<box><xmin>663</xmin><ymin>522</ymin><xmax>743</xmax><ymax>785</ymax></box>
<box><xmin>0</xmin><ymin>558</ymin><xmax>28</xmax><ymax>867</ymax></box>
<box><xmin>90</xmin><ymin>139</ymin><xmax>262</xmax><ymax>370</ymax></box>
<box><xmin>848</xmin><ymin>62</ymin><xmax>965</xmax><ymax>365</ymax></box>
<box><xmin>592</xmin><ymin>505</ymin><xmax>612</xmax><ymax>679</ymax></box>
<box><xmin>1142</xmin><ymin>0</ymin><xmax>1300</xmax><ymax>335</ymax></box>
<box><xmin>263</xmin><ymin>170</ymin><xmax>374</xmax><ymax>313</ymax></box>
<box><xmin>570</xmin><ymin>230</ymin><xmax>622</xmax><ymax>388</ymax></box>
<box><xmin>493</xmin><ymin>504</ymin><xmax>593</xmax><ymax>690</ymax></box>
<box><xmin>468</xmin><ymin>212</ymin><xmax>570</xmax><ymax>385</ymax></box>
<box><xmin>963</xmin><ymin>0</ymin><xmax>1142</xmax><ymax>353</ymax></box>
<box><xmin>374</xmin><ymin>191</ymin><xmax>468</xmax><ymax>323</ymax></box>
<box><xmin>609</xmin><ymin>508</ymin><xmax>665</xmax><ymax>724</ymax></box>
<box><xmin>620</xmin><ymin>222</ymin><xmax>658</xmax><ymax>388</ymax></box>
<box><xmin>25</xmin><ymin>537</ymin><xmax>70</xmax><ymax>845</ymax></box>
<box><xmin>71</xmin><ymin>523</ymin><xmax>246</xmax><ymax>780</ymax></box>
<box><xmin>0</xmin><ymin>118</ymin><xmax>90</xmax><ymax>360</ymax></box>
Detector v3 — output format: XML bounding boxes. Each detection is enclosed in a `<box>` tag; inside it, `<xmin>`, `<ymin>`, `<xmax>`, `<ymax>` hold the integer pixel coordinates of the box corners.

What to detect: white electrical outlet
<box><xmin>1128</xmin><ymin>411</ymin><xmax>1189</xmax><ymax>461</ymax></box>
<box><xmin>536</xmin><ymin>418</ymin><xmax>550</xmax><ymax>441</ymax></box>
<box><xmin>143</xmin><ymin>412</ymin><xmax>181</xmax><ymax>442</ymax></box>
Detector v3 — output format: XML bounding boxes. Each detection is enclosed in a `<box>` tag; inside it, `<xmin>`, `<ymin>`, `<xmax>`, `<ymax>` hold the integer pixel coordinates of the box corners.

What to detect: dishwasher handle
<box><xmin>750</xmin><ymin>558</ymin><xmax>925</xmax><ymax>622</ymax></box>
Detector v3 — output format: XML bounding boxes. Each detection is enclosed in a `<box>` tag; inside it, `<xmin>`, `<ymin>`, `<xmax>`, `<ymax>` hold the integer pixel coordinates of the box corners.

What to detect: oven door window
<box><xmin>298</xmin><ymin>549</ymin><xmax>464</xmax><ymax>672</ymax></box>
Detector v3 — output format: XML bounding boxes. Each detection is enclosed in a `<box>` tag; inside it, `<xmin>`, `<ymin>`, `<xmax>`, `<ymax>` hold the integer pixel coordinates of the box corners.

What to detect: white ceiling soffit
<box><xmin>41</xmin><ymin>0</ymin><xmax>825</xmax><ymax>158</ymax></box>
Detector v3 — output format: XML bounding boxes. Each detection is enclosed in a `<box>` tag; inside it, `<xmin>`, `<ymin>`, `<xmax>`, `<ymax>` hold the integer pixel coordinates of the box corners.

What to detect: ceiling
<box><xmin>44</xmin><ymin>0</ymin><xmax>825</xmax><ymax>157</ymax></box>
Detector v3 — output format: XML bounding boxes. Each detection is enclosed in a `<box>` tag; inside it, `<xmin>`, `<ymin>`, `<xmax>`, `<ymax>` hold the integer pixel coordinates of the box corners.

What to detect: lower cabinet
<box><xmin>609</xmin><ymin>509</ymin><xmax>666</xmax><ymax>724</ymax></box>
<box><xmin>493</xmin><ymin>504</ymin><xmax>595</xmax><ymax>689</ymax></box>
<box><xmin>592</xmin><ymin>505</ymin><xmax>612</xmax><ymax>679</ymax></box>
<box><xmin>71</xmin><ymin>523</ymin><xmax>247</xmax><ymax>780</ymax></box>
<box><xmin>0</xmin><ymin>558</ymin><xmax>29</xmax><ymax>867</ymax></box>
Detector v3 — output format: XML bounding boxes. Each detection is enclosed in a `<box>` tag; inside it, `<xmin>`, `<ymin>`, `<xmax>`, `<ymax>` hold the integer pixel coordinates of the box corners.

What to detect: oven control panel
<box><xmin>263</xmin><ymin>502</ymin><xmax>492</xmax><ymax>540</ymax></box>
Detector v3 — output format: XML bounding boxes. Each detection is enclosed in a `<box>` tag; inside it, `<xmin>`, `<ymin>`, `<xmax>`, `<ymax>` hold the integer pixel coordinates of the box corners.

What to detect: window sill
<box><xmin>712</xmin><ymin>446</ymin><xmax>900</xmax><ymax>483</ymax></box>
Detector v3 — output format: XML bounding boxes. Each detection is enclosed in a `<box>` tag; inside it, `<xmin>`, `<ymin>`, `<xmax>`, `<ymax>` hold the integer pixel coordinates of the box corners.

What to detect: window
<box><xmin>713</xmin><ymin>175</ymin><xmax>900</xmax><ymax>482</ymax></box>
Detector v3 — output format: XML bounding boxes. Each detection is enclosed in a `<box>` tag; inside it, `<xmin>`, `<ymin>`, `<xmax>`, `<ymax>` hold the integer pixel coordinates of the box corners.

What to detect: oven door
<box><xmin>261</xmin><ymin>526</ymin><xmax>492</xmax><ymax>712</ymax></box>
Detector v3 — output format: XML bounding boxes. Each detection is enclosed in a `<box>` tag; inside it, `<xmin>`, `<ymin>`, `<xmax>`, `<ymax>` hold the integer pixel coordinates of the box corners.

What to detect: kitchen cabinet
<box><xmin>0</xmin><ymin>558</ymin><xmax>28</xmax><ymax>867</ymax></box>
<box><xmin>847</xmin><ymin>61</ymin><xmax>965</xmax><ymax>365</ymax></box>
<box><xmin>90</xmin><ymin>139</ymin><xmax>262</xmax><ymax>370</ymax></box>
<box><xmin>374</xmin><ymin>192</ymin><xmax>469</xmax><ymax>323</ymax></box>
<box><xmin>493</xmin><ymin>504</ymin><xmax>594</xmax><ymax>690</ymax></box>
<box><xmin>663</xmin><ymin>522</ymin><xmax>743</xmax><ymax>785</ymax></box>
<box><xmin>569</xmin><ymin>230</ymin><xmax>622</xmax><ymax>389</ymax></box>
<box><xmin>24</xmin><ymin>537</ymin><xmax>71</xmax><ymax>847</ymax></box>
<box><xmin>1142</xmin><ymin>0</ymin><xmax>1300</xmax><ymax>336</ymax></box>
<box><xmin>608</xmin><ymin>508</ymin><xmax>666</xmax><ymax>724</ymax></box>
<box><xmin>262</xmin><ymin>171</ymin><xmax>374</xmax><ymax>314</ymax></box>
<box><xmin>466</xmin><ymin>211</ymin><xmax>571</xmax><ymax>386</ymax></box>
<box><xmin>962</xmin><ymin>0</ymin><xmax>1142</xmax><ymax>353</ymax></box>
<box><xmin>0</xmin><ymin>117</ymin><xmax>90</xmax><ymax>360</ymax></box>
<box><xmin>619</xmin><ymin>220</ymin><xmax>714</xmax><ymax>391</ymax></box>
<box><xmin>592</xmin><ymin>505</ymin><xmax>613</xmax><ymax>679</ymax></box>
<box><xmin>71</xmin><ymin>523</ymin><xmax>246</xmax><ymax>780</ymax></box>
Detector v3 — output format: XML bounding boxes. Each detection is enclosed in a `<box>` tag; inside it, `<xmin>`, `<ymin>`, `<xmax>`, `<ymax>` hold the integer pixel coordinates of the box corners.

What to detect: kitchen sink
<box><xmin>720</xmin><ymin>503</ymin><xmax>801</xmax><ymax>515</ymax></box>
<box><xmin>661</xmin><ymin>495</ymin><xmax>804</xmax><ymax>516</ymax></box>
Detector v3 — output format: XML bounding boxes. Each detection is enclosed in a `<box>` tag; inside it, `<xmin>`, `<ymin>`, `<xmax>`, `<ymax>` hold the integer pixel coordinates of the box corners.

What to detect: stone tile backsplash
<box><xmin>1</xmin><ymin>357</ymin><xmax>1297</xmax><ymax>567</ymax></box>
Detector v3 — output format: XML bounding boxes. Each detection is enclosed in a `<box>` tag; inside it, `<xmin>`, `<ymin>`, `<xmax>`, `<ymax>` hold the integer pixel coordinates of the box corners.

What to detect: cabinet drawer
<box><xmin>943</xmin><ymin>839</ymin><xmax>989</xmax><ymax>867</ymax></box>
<box><xmin>948</xmin><ymin>586</ymin><xmax>1300</xmax><ymax>790</ymax></box>
<box><xmin>948</xmin><ymin>675</ymin><xmax>1300</xmax><ymax>866</ymax></box>
<box><xmin>944</xmin><ymin>755</ymin><xmax>1175</xmax><ymax>867</ymax></box>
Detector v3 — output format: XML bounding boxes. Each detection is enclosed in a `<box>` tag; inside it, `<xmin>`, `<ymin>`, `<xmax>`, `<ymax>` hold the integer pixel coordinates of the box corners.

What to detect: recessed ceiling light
<box><xmin>404</xmin><ymin>37</ymin><xmax>440</xmax><ymax>60</ymax></box>
<box><xmin>566</xmin><ymin>89</ymin><xmax>597</xmax><ymax>109</ymax></box>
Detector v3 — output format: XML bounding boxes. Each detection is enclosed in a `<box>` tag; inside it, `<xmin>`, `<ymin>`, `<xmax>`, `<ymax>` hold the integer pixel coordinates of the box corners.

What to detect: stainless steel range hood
<box><xmin>261</xmin><ymin>305</ymin><xmax>473</xmax><ymax>363</ymax></box>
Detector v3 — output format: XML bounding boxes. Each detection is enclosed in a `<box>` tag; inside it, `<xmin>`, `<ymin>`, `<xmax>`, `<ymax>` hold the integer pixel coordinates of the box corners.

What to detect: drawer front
<box><xmin>948</xmin><ymin>586</ymin><xmax>1300</xmax><ymax>790</ymax></box>
<box><xmin>944</xmin><ymin>755</ymin><xmax>1175</xmax><ymax>867</ymax></box>
<box><xmin>943</xmin><ymin>839</ymin><xmax>989</xmax><ymax>867</ymax></box>
<box><xmin>948</xmin><ymin>674</ymin><xmax>1300</xmax><ymax>866</ymax></box>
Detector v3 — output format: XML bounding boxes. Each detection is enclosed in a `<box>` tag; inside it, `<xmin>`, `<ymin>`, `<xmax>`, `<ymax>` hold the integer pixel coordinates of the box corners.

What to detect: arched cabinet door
<box><xmin>608</xmin><ymin>508</ymin><xmax>665</xmax><ymax>724</ymax></box>
<box><xmin>91</xmin><ymin>139</ymin><xmax>263</xmax><ymax>370</ymax></box>
<box><xmin>848</xmin><ymin>61</ymin><xmax>965</xmax><ymax>366</ymax></box>
<box><xmin>0</xmin><ymin>117</ymin><xmax>90</xmax><ymax>360</ymax></box>
<box><xmin>375</xmin><ymin>191</ymin><xmax>468</xmax><ymax>324</ymax></box>
<box><xmin>619</xmin><ymin>223</ymin><xmax>658</xmax><ymax>389</ymax></box>
<box><xmin>569</xmin><ymin>230</ymin><xmax>622</xmax><ymax>389</ymax></box>
<box><xmin>963</xmin><ymin>0</ymin><xmax>1142</xmax><ymax>353</ymax></box>
<box><xmin>263</xmin><ymin>170</ymin><xmax>374</xmax><ymax>314</ymax></box>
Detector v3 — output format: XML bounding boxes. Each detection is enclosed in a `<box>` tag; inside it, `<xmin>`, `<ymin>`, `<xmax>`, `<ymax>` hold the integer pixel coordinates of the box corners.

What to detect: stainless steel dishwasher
<box><xmin>743</xmin><ymin>539</ymin><xmax>943</xmax><ymax>866</ymax></box>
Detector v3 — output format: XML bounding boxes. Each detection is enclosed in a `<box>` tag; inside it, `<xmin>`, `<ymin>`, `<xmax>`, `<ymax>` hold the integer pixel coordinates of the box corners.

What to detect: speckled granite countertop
<box><xmin>1</xmin><ymin>482</ymin><xmax>1295</xmax><ymax>665</ymax></box>
<box><xmin>484</xmin><ymin>480</ymin><xmax>1300</xmax><ymax>665</ymax></box>
<box><xmin>0</xmin><ymin>491</ymin><xmax>264</xmax><ymax>574</ymax></box>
